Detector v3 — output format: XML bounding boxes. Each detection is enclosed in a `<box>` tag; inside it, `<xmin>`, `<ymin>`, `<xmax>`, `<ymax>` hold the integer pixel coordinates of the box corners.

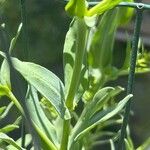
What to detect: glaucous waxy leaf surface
<box><xmin>0</xmin><ymin>55</ymin><xmax>71</xmax><ymax>120</ymax></box>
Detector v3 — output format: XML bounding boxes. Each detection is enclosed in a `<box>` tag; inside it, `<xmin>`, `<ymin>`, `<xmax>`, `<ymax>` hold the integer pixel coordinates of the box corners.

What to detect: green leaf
<box><xmin>26</xmin><ymin>85</ymin><xmax>58</xmax><ymax>148</ymax></box>
<box><xmin>0</xmin><ymin>84</ymin><xmax>9</xmax><ymax>96</ymax></box>
<box><xmin>0</xmin><ymin>59</ymin><xmax>11</xmax><ymax>88</ymax></box>
<box><xmin>0</xmin><ymin>106</ymin><xmax>6</xmax><ymax>115</ymax></box>
<box><xmin>110</xmin><ymin>139</ymin><xmax>115</xmax><ymax>150</ymax></box>
<box><xmin>0</xmin><ymin>125</ymin><xmax>19</xmax><ymax>134</ymax></box>
<box><xmin>6</xmin><ymin>134</ymin><xmax>32</xmax><ymax>150</ymax></box>
<box><xmin>0</xmin><ymin>84</ymin><xmax>24</xmax><ymax>116</ymax></box>
<box><xmin>3</xmin><ymin>55</ymin><xmax>71</xmax><ymax>119</ymax></box>
<box><xmin>0</xmin><ymin>102</ymin><xmax>14</xmax><ymax>120</ymax></box>
<box><xmin>69</xmin><ymin>94</ymin><xmax>132</xmax><ymax>148</ymax></box>
<box><xmin>124</xmin><ymin>138</ymin><xmax>134</xmax><ymax>150</ymax></box>
<box><xmin>63</xmin><ymin>18</ymin><xmax>88</xmax><ymax>107</ymax></box>
<box><xmin>0</xmin><ymin>116</ymin><xmax>21</xmax><ymax>133</ymax></box>
<box><xmin>137</xmin><ymin>137</ymin><xmax>150</xmax><ymax>150</ymax></box>
<box><xmin>9</xmin><ymin>23</ymin><xmax>22</xmax><ymax>53</ymax></box>
<box><xmin>0</xmin><ymin>132</ymin><xmax>25</xmax><ymax>150</ymax></box>
<box><xmin>87</xmin><ymin>0</ymin><xmax>121</xmax><ymax>16</ymax></box>
<box><xmin>84</xmin><ymin>8</ymin><xmax>120</xmax><ymax>101</ymax></box>
<box><xmin>65</xmin><ymin>0</ymin><xmax>87</xmax><ymax>18</ymax></box>
<box><xmin>64</xmin><ymin>18</ymin><xmax>87</xmax><ymax>109</ymax></box>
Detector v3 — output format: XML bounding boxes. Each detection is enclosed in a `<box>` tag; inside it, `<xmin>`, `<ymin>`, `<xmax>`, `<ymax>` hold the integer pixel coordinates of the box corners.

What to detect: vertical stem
<box><xmin>20</xmin><ymin>0</ymin><xmax>28</xmax><ymax>147</ymax></box>
<box><xmin>60</xmin><ymin>120</ymin><xmax>70</xmax><ymax>150</ymax></box>
<box><xmin>65</xmin><ymin>18</ymin><xmax>87</xmax><ymax>110</ymax></box>
<box><xmin>60</xmin><ymin>18</ymin><xmax>87</xmax><ymax>150</ymax></box>
<box><xmin>20</xmin><ymin>0</ymin><xmax>29</xmax><ymax>60</ymax></box>
<box><xmin>118</xmin><ymin>7</ymin><xmax>143</xmax><ymax>150</ymax></box>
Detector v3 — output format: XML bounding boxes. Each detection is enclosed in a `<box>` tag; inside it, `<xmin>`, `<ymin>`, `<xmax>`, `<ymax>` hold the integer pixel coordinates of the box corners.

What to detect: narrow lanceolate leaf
<box><xmin>84</xmin><ymin>8</ymin><xmax>120</xmax><ymax>101</ymax></box>
<box><xmin>4</xmin><ymin>56</ymin><xmax>71</xmax><ymax>119</ymax></box>
<box><xmin>63</xmin><ymin>18</ymin><xmax>88</xmax><ymax>107</ymax></box>
<box><xmin>26</xmin><ymin>85</ymin><xmax>58</xmax><ymax>148</ymax></box>
<box><xmin>0</xmin><ymin>132</ymin><xmax>25</xmax><ymax>150</ymax></box>
<box><xmin>68</xmin><ymin>94</ymin><xmax>132</xmax><ymax>149</ymax></box>
<box><xmin>6</xmin><ymin>134</ymin><xmax>32</xmax><ymax>150</ymax></box>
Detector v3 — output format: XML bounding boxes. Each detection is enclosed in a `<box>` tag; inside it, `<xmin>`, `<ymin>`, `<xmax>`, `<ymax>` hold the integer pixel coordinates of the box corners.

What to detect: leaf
<box><xmin>87</xmin><ymin>0</ymin><xmax>121</xmax><ymax>16</ymax></box>
<box><xmin>0</xmin><ymin>132</ymin><xmax>25</xmax><ymax>150</ymax></box>
<box><xmin>0</xmin><ymin>102</ymin><xmax>14</xmax><ymax>120</ymax></box>
<box><xmin>6</xmin><ymin>134</ymin><xmax>32</xmax><ymax>150</ymax></box>
<box><xmin>0</xmin><ymin>59</ymin><xmax>11</xmax><ymax>88</ymax></box>
<box><xmin>110</xmin><ymin>139</ymin><xmax>115</xmax><ymax>150</ymax></box>
<box><xmin>65</xmin><ymin>0</ymin><xmax>87</xmax><ymax>18</ymax></box>
<box><xmin>137</xmin><ymin>137</ymin><xmax>150</xmax><ymax>150</ymax></box>
<box><xmin>84</xmin><ymin>8</ymin><xmax>120</xmax><ymax>101</ymax></box>
<box><xmin>0</xmin><ymin>116</ymin><xmax>21</xmax><ymax>133</ymax></box>
<box><xmin>63</xmin><ymin>18</ymin><xmax>87</xmax><ymax>109</ymax></box>
<box><xmin>68</xmin><ymin>94</ymin><xmax>132</xmax><ymax>148</ymax></box>
<box><xmin>0</xmin><ymin>106</ymin><xmax>6</xmax><ymax>115</ymax></box>
<box><xmin>4</xmin><ymin>55</ymin><xmax>71</xmax><ymax>119</ymax></box>
<box><xmin>0</xmin><ymin>125</ymin><xmax>19</xmax><ymax>134</ymax></box>
<box><xmin>9</xmin><ymin>23</ymin><xmax>22</xmax><ymax>53</ymax></box>
<box><xmin>124</xmin><ymin>138</ymin><xmax>133</xmax><ymax>150</ymax></box>
<box><xmin>26</xmin><ymin>85</ymin><xmax>58</xmax><ymax>148</ymax></box>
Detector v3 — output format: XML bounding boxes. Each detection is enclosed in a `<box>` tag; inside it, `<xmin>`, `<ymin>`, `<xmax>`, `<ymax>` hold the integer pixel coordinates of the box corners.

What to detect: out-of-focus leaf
<box><xmin>0</xmin><ymin>132</ymin><xmax>25</xmax><ymax>150</ymax></box>
<box><xmin>124</xmin><ymin>138</ymin><xmax>133</xmax><ymax>150</ymax></box>
<box><xmin>110</xmin><ymin>139</ymin><xmax>115</xmax><ymax>150</ymax></box>
<box><xmin>65</xmin><ymin>0</ymin><xmax>87</xmax><ymax>18</ymax></box>
<box><xmin>0</xmin><ymin>84</ymin><xmax>9</xmax><ymax>96</ymax></box>
<box><xmin>6</xmin><ymin>134</ymin><xmax>32</xmax><ymax>150</ymax></box>
<box><xmin>118</xmin><ymin>0</ymin><xmax>134</xmax><ymax>26</ymax></box>
<box><xmin>137</xmin><ymin>137</ymin><xmax>150</xmax><ymax>150</ymax></box>
<box><xmin>26</xmin><ymin>85</ymin><xmax>58</xmax><ymax>148</ymax></box>
<box><xmin>84</xmin><ymin>8</ymin><xmax>120</xmax><ymax>101</ymax></box>
<box><xmin>0</xmin><ymin>106</ymin><xmax>6</xmax><ymax>115</ymax></box>
<box><xmin>87</xmin><ymin>0</ymin><xmax>121</xmax><ymax>16</ymax></box>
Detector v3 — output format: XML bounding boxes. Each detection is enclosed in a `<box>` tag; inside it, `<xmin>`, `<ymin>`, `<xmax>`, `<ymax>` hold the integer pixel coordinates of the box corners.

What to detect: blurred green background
<box><xmin>0</xmin><ymin>0</ymin><xmax>150</xmax><ymax>149</ymax></box>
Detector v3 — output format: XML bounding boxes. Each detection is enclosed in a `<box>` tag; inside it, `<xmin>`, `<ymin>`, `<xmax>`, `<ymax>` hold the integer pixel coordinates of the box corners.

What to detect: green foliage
<box><xmin>0</xmin><ymin>0</ymin><xmax>150</xmax><ymax>150</ymax></box>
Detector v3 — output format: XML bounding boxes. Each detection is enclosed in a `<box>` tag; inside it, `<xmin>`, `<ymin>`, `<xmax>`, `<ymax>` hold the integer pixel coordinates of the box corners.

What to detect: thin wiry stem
<box><xmin>20</xmin><ymin>0</ymin><xmax>29</xmax><ymax>147</ymax></box>
<box><xmin>118</xmin><ymin>8</ymin><xmax>143</xmax><ymax>150</ymax></box>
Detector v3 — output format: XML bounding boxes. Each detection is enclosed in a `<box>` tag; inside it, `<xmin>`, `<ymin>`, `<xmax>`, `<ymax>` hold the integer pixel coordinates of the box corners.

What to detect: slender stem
<box><xmin>118</xmin><ymin>8</ymin><xmax>143</xmax><ymax>150</ymax></box>
<box><xmin>21</xmin><ymin>120</ymin><xmax>26</xmax><ymax>148</ymax></box>
<box><xmin>20</xmin><ymin>0</ymin><xmax>29</xmax><ymax>147</ymax></box>
<box><xmin>60</xmin><ymin>18</ymin><xmax>87</xmax><ymax>150</ymax></box>
<box><xmin>88</xmin><ymin>2</ymin><xmax>150</xmax><ymax>10</ymax></box>
<box><xmin>65</xmin><ymin>18</ymin><xmax>87</xmax><ymax>110</ymax></box>
<box><xmin>20</xmin><ymin>0</ymin><xmax>29</xmax><ymax>60</ymax></box>
<box><xmin>60</xmin><ymin>120</ymin><xmax>70</xmax><ymax>150</ymax></box>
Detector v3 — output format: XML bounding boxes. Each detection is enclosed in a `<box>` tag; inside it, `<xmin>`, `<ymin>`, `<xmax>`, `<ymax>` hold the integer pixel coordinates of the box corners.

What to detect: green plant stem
<box><xmin>20</xmin><ymin>0</ymin><xmax>29</xmax><ymax>147</ymax></box>
<box><xmin>20</xmin><ymin>0</ymin><xmax>29</xmax><ymax>60</ymax></box>
<box><xmin>60</xmin><ymin>120</ymin><xmax>70</xmax><ymax>150</ymax></box>
<box><xmin>65</xmin><ymin>18</ymin><xmax>87</xmax><ymax>110</ymax></box>
<box><xmin>8</xmin><ymin>91</ymin><xmax>25</xmax><ymax>116</ymax></box>
<box><xmin>61</xmin><ymin>18</ymin><xmax>87</xmax><ymax>150</ymax></box>
<box><xmin>118</xmin><ymin>8</ymin><xmax>143</xmax><ymax>150</ymax></box>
